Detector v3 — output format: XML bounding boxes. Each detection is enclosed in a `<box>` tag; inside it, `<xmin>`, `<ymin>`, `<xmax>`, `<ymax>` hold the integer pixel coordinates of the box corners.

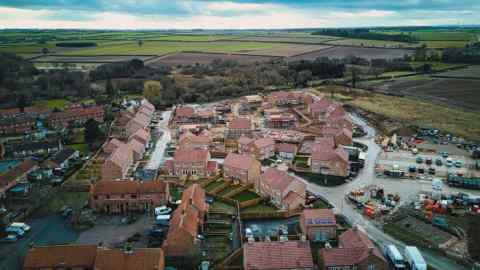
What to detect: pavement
<box><xmin>296</xmin><ymin>113</ymin><xmax>474</xmax><ymax>270</ymax></box>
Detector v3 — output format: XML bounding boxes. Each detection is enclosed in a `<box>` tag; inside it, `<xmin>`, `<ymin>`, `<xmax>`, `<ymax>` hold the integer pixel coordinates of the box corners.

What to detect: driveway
<box><xmin>296</xmin><ymin>113</ymin><xmax>472</xmax><ymax>270</ymax></box>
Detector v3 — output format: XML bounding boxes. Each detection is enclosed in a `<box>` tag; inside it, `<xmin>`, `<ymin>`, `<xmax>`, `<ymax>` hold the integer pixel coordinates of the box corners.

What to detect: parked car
<box><xmin>5</xmin><ymin>226</ymin><xmax>25</xmax><ymax>237</ymax></box>
<box><xmin>416</xmin><ymin>157</ymin><xmax>424</xmax><ymax>164</ymax></box>
<box><xmin>446</xmin><ymin>158</ymin><xmax>454</xmax><ymax>167</ymax></box>
<box><xmin>10</xmin><ymin>222</ymin><xmax>31</xmax><ymax>233</ymax></box>
<box><xmin>418</xmin><ymin>168</ymin><xmax>425</xmax><ymax>174</ymax></box>
<box><xmin>155</xmin><ymin>206</ymin><xmax>172</xmax><ymax>216</ymax></box>
<box><xmin>245</xmin><ymin>228</ymin><xmax>254</xmax><ymax>239</ymax></box>
<box><xmin>0</xmin><ymin>235</ymin><xmax>18</xmax><ymax>243</ymax></box>
<box><xmin>155</xmin><ymin>215</ymin><xmax>171</xmax><ymax>226</ymax></box>
<box><xmin>442</xmin><ymin>152</ymin><xmax>449</xmax><ymax>158</ymax></box>
<box><xmin>428</xmin><ymin>168</ymin><xmax>436</xmax><ymax>175</ymax></box>
<box><xmin>426</xmin><ymin>157</ymin><xmax>433</xmax><ymax>165</ymax></box>
<box><xmin>408</xmin><ymin>166</ymin><xmax>417</xmax><ymax>173</ymax></box>
<box><xmin>455</xmin><ymin>161</ymin><xmax>463</xmax><ymax>168</ymax></box>
<box><xmin>435</xmin><ymin>158</ymin><xmax>443</xmax><ymax>166</ymax></box>
<box><xmin>148</xmin><ymin>228</ymin><xmax>165</xmax><ymax>238</ymax></box>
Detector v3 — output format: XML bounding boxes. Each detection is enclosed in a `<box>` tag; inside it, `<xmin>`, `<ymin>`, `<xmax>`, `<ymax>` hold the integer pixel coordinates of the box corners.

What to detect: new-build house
<box><xmin>258</xmin><ymin>168</ymin><xmax>306</xmax><ymax>210</ymax></box>
<box><xmin>223</xmin><ymin>153</ymin><xmax>261</xmax><ymax>186</ymax></box>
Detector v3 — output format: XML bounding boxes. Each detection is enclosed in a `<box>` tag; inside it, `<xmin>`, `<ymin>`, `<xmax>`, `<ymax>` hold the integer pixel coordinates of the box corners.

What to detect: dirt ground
<box><xmin>289</xmin><ymin>46</ymin><xmax>413</xmax><ymax>61</ymax></box>
<box><xmin>148</xmin><ymin>52</ymin><xmax>277</xmax><ymax>67</ymax></box>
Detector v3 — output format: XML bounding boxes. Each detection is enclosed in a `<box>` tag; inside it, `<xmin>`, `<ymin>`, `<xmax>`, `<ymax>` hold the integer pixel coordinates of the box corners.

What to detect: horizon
<box><xmin>1</xmin><ymin>0</ymin><xmax>479</xmax><ymax>29</ymax></box>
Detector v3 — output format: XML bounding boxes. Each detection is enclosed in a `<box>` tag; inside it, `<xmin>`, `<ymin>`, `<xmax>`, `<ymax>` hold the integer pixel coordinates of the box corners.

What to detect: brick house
<box><xmin>300</xmin><ymin>209</ymin><xmax>336</xmax><ymax>241</ymax></box>
<box><xmin>129</xmin><ymin>128</ymin><xmax>151</xmax><ymax>147</ymax></box>
<box><xmin>126</xmin><ymin>113</ymin><xmax>150</xmax><ymax>138</ymax></box>
<box><xmin>8</xmin><ymin>140</ymin><xmax>62</xmax><ymax>158</ymax></box>
<box><xmin>225</xmin><ymin>117</ymin><xmax>252</xmax><ymax>139</ymax></box>
<box><xmin>258</xmin><ymin>168</ymin><xmax>306</xmax><ymax>210</ymax></box>
<box><xmin>23</xmin><ymin>244</ymin><xmax>165</xmax><ymax>270</ymax></box>
<box><xmin>311</xmin><ymin>146</ymin><xmax>349</xmax><ymax>178</ymax></box>
<box><xmin>243</xmin><ymin>241</ymin><xmax>314</xmax><ymax>270</ymax></box>
<box><xmin>163</xmin><ymin>184</ymin><xmax>208</xmax><ymax>259</ymax></box>
<box><xmin>47</xmin><ymin>106</ymin><xmax>104</xmax><ymax>128</ymax></box>
<box><xmin>165</xmin><ymin>148</ymin><xmax>217</xmax><ymax>178</ymax></box>
<box><xmin>334</xmin><ymin>128</ymin><xmax>353</xmax><ymax>147</ymax></box>
<box><xmin>0</xmin><ymin>159</ymin><xmax>37</xmax><ymax>198</ymax></box>
<box><xmin>178</xmin><ymin>130</ymin><xmax>212</xmax><ymax>150</ymax></box>
<box><xmin>102</xmin><ymin>145</ymin><xmax>133</xmax><ymax>181</ymax></box>
<box><xmin>174</xmin><ymin>106</ymin><xmax>196</xmax><ymax>124</ymax></box>
<box><xmin>127</xmin><ymin>138</ymin><xmax>146</xmax><ymax>161</ymax></box>
<box><xmin>265</xmin><ymin>113</ymin><xmax>297</xmax><ymax>129</ymax></box>
<box><xmin>240</xmin><ymin>137</ymin><xmax>276</xmax><ymax>160</ymax></box>
<box><xmin>224</xmin><ymin>153</ymin><xmax>261</xmax><ymax>186</ymax></box>
<box><xmin>90</xmin><ymin>180</ymin><xmax>170</xmax><ymax>214</ymax></box>
<box><xmin>319</xmin><ymin>227</ymin><xmax>388</xmax><ymax>270</ymax></box>
<box><xmin>0</xmin><ymin>116</ymin><xmax>36</xmax><ymax>135</ymax></box>
<box><xmin>276</xmin><ymin>143</ymin><xmax>298</xmax><ymax>160</ymax></box>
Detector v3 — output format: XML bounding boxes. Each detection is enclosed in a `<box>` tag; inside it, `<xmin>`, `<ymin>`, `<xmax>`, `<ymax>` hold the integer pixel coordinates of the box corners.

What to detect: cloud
<box><xmin>0</xmin><ymin>0</ymin><xmax>479</xmax><ymax>29</ymax></box>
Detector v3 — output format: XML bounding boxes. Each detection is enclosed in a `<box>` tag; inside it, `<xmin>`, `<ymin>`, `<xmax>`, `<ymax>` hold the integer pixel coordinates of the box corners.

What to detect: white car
<box><xmin>5</xmin><ymin>226</ymin><xmax>25</xmax><ymax>237</ymax></box>
<box><xmin>155</xmin><ymin>206</ymin><xmax>172</xmax><ymax>216</ymax></box>
<box><xmin>10</xmin><ymin>222</ymin><xmax>31</xmax><ymax>232</ymax></box>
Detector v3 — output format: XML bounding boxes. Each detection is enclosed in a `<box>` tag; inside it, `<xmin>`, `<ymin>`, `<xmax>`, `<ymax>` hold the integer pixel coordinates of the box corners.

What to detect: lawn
<box><xmin>324</xmin><ymin>38</ymin><xmax>417</xmax><ymax>48</ymax></box>
<box><xmin>241</xmin><ymin>203</ymin><xmax>278</xmax><ymax>214</ymax></box>
<box><xmin>232</xmin><ymin>190</ymin><xmax>259</xmax><ymax>202</ymax></box>
<box><xmin>409</xmin><ymin>61</ymin><xmax>465</xmax><ymax>71</ymax></box>
<box><xmin>34</xmin><ymin>99</ymin><xmax>70</xmax><ymax>109</ymax></box>
<box><xmin>61</xmin><ymin>41</ymin><xmax>283</xmax><ymax>56</ymax></box>
<box><xmin>46</xmin><ymin>191</ymin><xmax>89</xmax><ymax>213</ymax></box>
<box><xmin>205</xmin><ymin>180</ymin><xmax>225</xmax><ymax>192</ymax></box>
<box><xmin>68</xmin><ymin>144</ymin><xmax>89</xmax><ymax>155</ymax></box>
<box><xmin>210</xmin><ymin>201</ymin><xmax>235</xmax><ymax>215</ymax></box>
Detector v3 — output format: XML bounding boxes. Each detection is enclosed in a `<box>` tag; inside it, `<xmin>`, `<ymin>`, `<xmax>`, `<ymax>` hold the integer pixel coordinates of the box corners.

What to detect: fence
<box><xmin>239</xmin><ymin>198</ymin><xmax>265</xmax><ymax>209</ymax></box>
<box><xmin>240</xmin><ymin>209</ymin><xmax>302</xmax><ymax>220</ymax></box>
<box><xmin>223</xmin><ymin>184</ymin><xmax>253</xmax><ymax>199</ymax></box>
<box><xmin>210</xmin><ymin>179</ymin><xmax>232</xmax><ymax>195</ymax></box>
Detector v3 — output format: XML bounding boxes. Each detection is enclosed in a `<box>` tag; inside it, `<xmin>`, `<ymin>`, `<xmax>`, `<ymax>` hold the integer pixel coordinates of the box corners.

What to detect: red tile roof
<box><xmin>302</xmin><ymin>209</ymin><xmax>336</xmax><ymax>226</ymax></box>
<box><xmin>321</xmin><ymin>247</ymin><xmax>376</xmax><ymax>267</ymax></box>
<box><xmin>48</xmin><ymin>106</ymin><xmax>103</xmax><ymax>121</ymax></box>
<box><xmin>107</xmin><ymin>144</ymin><xmax>133</xmax><ymax>169</ymax></box>
<box><xmin>95</xmin><ymin>248</ymin><xmax>164</xmax><ymax>270</ymax></box>
<box><xmin>276</xmin><ymin>143</ymin><xmax>298</xmax><ymax>154</ymax></box>
<box><xmin>104</xmin><ymin>138</ymin><xmax>125</xmax><ymax>154</ymax></box>
<box><xmin>0</xmin><ymin>159</ymin><xmax>37</xmax><ymax>189</ymax></box>
<box><xmin>91</xmin><ymin>180</ymin><xmax>168</xmax><ymax>195</ymax></box>
<box><xmin>23</xmin><ymin>245</ymin><xmax>98</xmax><ymax>269</ymax></box>
<box><xmin>128</xmin><ymin>138</ymin><xmax>145</xmax><ymax>155</ymax></box>
<box><xmin>130</xmin><ymin>128</ymin><xmax>150</xmax><ymax>144</ymax></box>
<box><xmin>224</xmin><ymin>153</ymin><xmax>259</xmax><ymax>171</ymax></box>
<box><xmin>244</xmin><ymin>241</ymin><xmax>314</xmax><ymax>270</ymax></box>
<box><xmin>261</xmin><ymin>168</ymin><xmax>297</xmax><ymax>193</ymax></box>
<box><xmin>173</xmin><ymin>148</ymin><xmax>209</xmax><ymax>163</ymax></box>
<box><xmin>313</xmin><ymin>137</ymin><xmax>335</xmax><ymax>150</ymax></box>
<box><xmin>309</xmin><ymin>98</ymin><xmax>333</xmax><ymax>113</ymax></box>
<box><xmin>229</xmin><ymin>117</ymin><xmax>251</xmax><ymax>130</ymax></box>
<box><xmin>253</xmin><ymin>138</ymin><xmax>275</xmax><ymax>149</ymax></box>
<box><xmin>339</xmin><ymin>227</ymin><xmax>375</xmax><ymax>249</ymax></box>
<box><xmin>175</xmin><ymin>106</ymin><xmax>195</xmax><ymax>118</ymax></box>
<box><xmin>207</xmin><ymin>161</ymin><xmax>218</xmax><ymax>174</ymax></box>
<box><xmin>238</xmin><ymin>136</ymin><xmax>255</xmax><ymax>146</ymax></box>
<box><xmin>311</xmin><ymin>145</ymin><xmax>348</xmax><ymax>164</ymax></box>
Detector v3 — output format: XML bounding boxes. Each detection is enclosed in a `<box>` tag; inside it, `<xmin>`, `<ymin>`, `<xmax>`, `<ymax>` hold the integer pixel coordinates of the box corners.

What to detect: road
<box><xmin>296</xmin><ymin>113</ymin><xmax>471</xmax><ymax>270</ymax></box>
<box><xmin>145</xmin><ymin>110</ymin><xmax>172</xmax><ymax>170</ymax></box>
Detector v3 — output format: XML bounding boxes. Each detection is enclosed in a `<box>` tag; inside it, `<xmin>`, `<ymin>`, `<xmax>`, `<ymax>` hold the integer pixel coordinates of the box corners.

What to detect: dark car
<box><xmin>426</xmin><ymin>157</ymin><xmax>433</xmax><ymax>165</ymax></box>
<box><xmin>435</xmin><ymin>158</ymin><xmax>443</xmax><ymax>166</ymax></box>
<box><xmin>428</xmin><ymin>168</ymin><xmax>436</xmax><ymax>175</ymax></box>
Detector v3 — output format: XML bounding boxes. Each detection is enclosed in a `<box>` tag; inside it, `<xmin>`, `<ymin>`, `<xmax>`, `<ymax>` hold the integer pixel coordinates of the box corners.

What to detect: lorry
<box><xmin>404</xmin><ymin>246</ymin><xmax>427</xmax><ymax>270</ymax></box>
<box><xmin>386</xmin><ymin>245</ymin><xmax>406</xmax><ymax>269</ymax></box>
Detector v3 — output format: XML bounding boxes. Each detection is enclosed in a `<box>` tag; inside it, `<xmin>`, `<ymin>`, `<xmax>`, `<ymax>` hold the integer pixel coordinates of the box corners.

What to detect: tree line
<box><xmin>312</xmin><ymin>28</ymin><xmax>418</xmax><ymax>43</ymax></box>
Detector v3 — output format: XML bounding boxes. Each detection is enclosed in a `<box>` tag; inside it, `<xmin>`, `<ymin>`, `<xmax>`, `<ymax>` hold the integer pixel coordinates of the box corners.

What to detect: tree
<box><xmin>84</xmin><ymin>119</ymin><xmax>101</xmax><ymax>147</ymax></box>
<box><xmin>138</xmin><ymin>40</ymin><xmax>143</xmax><ymax>47</ymax></box>
<box><xmin>143</xmin><ymin>80</ymin><xmax>162</xmax><ymax>101</ymax></box>
<box><xmin>105</xmin><ymin>79</ymin><xmax>117</xmax><ymax>100</ymax></box>
<box><xmin>16</xmin><ymin>94</ymin><xmax>29</xmax><ymax>112</ymax></box>
<box><xmin>295</xmin><ymin>70</ymin><xmax>312</xmax><ymax>87</ymax></box>
<box><xmin>42</xmin><ymin>47</ymin><xmax>49</xmax><ymax>55</ymax></box>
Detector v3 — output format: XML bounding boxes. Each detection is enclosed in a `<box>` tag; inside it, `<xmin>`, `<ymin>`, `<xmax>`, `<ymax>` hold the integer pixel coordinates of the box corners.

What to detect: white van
<box><xmin>386</xmin><ymin>245</ymin><xmax>406</xmax><ymax>269</ymax></box>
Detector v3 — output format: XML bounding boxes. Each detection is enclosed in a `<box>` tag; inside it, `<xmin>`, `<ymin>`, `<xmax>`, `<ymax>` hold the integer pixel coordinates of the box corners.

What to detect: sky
<box><xmin>0</xmin><ymin>0</ymin><xmax>479</xmax><ymax>29</ymax></box>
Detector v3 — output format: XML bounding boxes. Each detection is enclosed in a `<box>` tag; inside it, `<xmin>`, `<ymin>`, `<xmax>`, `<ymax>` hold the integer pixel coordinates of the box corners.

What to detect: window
<box><xmin>367</xmin><ymin>265</ymin><xmax>375</xmax><ymax>270</ymax></box>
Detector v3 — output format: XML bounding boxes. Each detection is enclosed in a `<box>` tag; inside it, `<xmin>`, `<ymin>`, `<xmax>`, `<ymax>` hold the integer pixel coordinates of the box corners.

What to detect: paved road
<box><xmin>145</xmin><ymin>110</ymin><xmax>172</xmax><ymax>170</ymax></box>
<box><xmin>296</xmin><ymin>113</ymin><xmax>471</xmax><ymax>270</ymax></box>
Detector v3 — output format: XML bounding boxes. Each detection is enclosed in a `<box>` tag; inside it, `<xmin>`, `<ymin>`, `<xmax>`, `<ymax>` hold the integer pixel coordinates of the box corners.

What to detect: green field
<box><xmin>60</xmin><ymin>41</ymin><xmax>283</xmax><ymax>56</ymax></box>
<box><xmin>34</xmin><ymin>98</ymin><xmax>71</xmax><ymax>109</ymax></box>
<box><xmin>324</xmin><ymin>38</ymin><xmax>418</xmax><ymax>48</ymax></box>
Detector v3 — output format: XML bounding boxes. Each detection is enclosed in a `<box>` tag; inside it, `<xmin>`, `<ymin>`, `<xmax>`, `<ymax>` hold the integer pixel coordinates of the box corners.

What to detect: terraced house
<box><xmin>238</xmin><ymin>137</ymin><xmax>276</xmax><ymax>160</ymax></box>
<box><xmin>102</xmin><ymin>143</ymin><xmax>133</xmax><ymax>181</ymax></box>
<box><xmin>165</xmin><ymin>148</ymin><xmax>217</xmax><ymax>178</ymax></box>
<box><xmin>23</xmin><ymin>244</ymin><xmax>165</xmax><ymax>270</ymax></box>
<box><xmin>225</xmin><ymin>117</ymin><xmax>252</xmax><ymax>139</ymax></box>
<box><xmin>90</xmin><ymin>180</ymin><xmax>170</xmax><ymax>214</ymax></box>
<box><xmin>47</xmin><ymin>105</ymin><xmax>104</xmax><ymax>128</ymax></box>
<box><xmin>163</xmin><ymin>184</ymin><xmax>208</xmax><ymax>265</ymax></box>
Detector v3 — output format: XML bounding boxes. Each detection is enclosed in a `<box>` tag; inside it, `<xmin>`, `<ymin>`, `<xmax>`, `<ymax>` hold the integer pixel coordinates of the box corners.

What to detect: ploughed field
<box><xmin>288</xmin><ymin>46</ymin><xmax>413</xmax><ymax>61</ymax></box>
<box><xmin>148</xmin><ymin>52</ymin><xmax>278</xmax><ymax>66</ymax></box>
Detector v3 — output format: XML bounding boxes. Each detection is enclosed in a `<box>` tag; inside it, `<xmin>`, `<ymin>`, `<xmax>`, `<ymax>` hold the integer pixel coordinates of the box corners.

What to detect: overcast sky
<box><xmin>0</xmin><ymin>0</ymin><xmax>479</xmax><ymax>29</ymax></box>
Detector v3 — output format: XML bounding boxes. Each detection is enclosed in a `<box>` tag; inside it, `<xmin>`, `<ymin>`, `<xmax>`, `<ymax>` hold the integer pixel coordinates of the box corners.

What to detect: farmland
<box><xmin>148</xmin><ymin>52</ymin><xmax>277</xmax><ymax>67</ymax></box>
<box><xmin>434</xmin><ymin>65</ymin><xmax>480</xmax><ymax>79</ymax></box>
<box><xmin>289</xmin><ymin>46</ymin><xmax>413</xmax><ymax>61</ymax></box>
<box><xmin>359</xmin><ymin>75</ymin><xmax>480</xmax><ymax>110</ymax></box>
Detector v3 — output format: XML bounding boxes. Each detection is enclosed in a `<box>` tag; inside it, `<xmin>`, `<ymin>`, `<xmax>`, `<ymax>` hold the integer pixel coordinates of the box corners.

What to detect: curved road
<box><xmin>297</xmin><ymin>113</ymin><xmax>469</xmax><ymax>270</ymax></box>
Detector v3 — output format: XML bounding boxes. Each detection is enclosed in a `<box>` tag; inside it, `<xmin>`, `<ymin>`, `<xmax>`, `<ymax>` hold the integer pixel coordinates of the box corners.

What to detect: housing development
<box><xmin>1</xmin><ymin>1</ymin><xmax>480</xmax><ymax>270</ymax></box>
